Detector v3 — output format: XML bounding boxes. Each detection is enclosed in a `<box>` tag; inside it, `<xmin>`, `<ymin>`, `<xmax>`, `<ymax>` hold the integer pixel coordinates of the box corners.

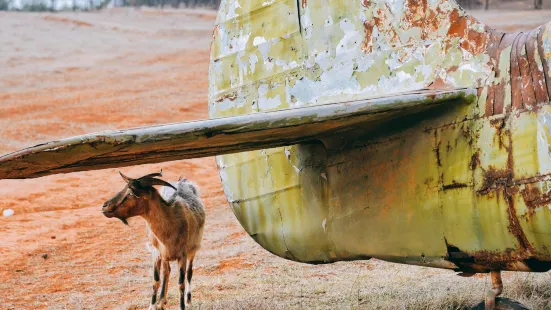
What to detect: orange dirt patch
<box><xmin>208</xmin><ymin>254</ymin><xmax>255</xmax><ymax>275</ymax></box>
<box><xmin>42</xmin><ymin>15</ymin><xmax>93</xmax><ymax>27</ymax></box>
<box><xmin>140</xmin><ymin>9</ymin><xmax>216</xmax><ymax>20</ymax></box>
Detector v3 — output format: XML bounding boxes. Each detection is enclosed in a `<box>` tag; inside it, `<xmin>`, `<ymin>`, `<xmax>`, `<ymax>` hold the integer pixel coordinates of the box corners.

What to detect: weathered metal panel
<box><xmin>326</xmin><ymin>128</ymin><xmax>446</xmax><ymax>265</ymax></box>
<box><xmin>209</xmin><ymin>0</ymin><xmax>551</xmax><ymax>271</ymax></box>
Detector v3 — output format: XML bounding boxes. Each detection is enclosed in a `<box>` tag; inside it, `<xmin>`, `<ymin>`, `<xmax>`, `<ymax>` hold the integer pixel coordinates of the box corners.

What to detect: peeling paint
<box><xmin>208</xmin><ymin>0</ymin><xmax>551</xmax><ymax>268</ymax></box>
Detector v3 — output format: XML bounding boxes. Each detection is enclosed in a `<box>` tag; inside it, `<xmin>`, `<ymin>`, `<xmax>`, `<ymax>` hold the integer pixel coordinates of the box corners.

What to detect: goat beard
<box><xmin>118</xmin><ymin>217</ymin><xmax>129</xmax><ymax>226</ymax></box>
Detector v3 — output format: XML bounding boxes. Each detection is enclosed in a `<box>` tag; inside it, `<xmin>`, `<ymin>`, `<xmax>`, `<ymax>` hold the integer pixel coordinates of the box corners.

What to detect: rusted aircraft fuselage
<box><xmin>209</xmin><ymin>0</ymin><xmax>551</xmax><ymax>272</ymax></box>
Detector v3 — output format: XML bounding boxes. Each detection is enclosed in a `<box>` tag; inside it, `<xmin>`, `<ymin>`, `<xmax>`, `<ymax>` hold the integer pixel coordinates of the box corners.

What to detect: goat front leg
<box><xmin>149</xmin><ymin>256</ymin><xmax>162</xmax><ymax>310</ymax></box>
<box><xmin>156</xmin><ymin>259</ymin><xmax>171</xmax><ymax>309</ymax></box>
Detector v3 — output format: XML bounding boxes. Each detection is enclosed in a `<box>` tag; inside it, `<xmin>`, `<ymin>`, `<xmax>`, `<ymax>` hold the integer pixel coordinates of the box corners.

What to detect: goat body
<box><xmin>102</xmin><ymin>172</ymin><xmax>205</xmax><ymax>310</ymax></box>
<box><xmin>147</xmin><ymin>180</ymin><xmax>205</xmax><ymax>261</ymax></box>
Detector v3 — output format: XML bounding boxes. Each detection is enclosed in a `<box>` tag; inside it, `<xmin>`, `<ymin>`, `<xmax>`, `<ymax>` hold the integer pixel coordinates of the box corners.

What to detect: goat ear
<box><xmin>119</xmin><ymin>171</ymin><xmax>134</xmax><ymax>184</ymax></box>
<box><xmin>138</xmin><ymin>177</ymin><xmax>177</xmax><ymax>191</ymax></box>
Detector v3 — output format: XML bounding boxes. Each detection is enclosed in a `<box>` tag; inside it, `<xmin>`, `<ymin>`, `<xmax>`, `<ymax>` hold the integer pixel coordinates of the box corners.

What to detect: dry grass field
<box><xmin>0</xmin><ymin>7</ymin><xmax>550</xmax><ymax>310</ymax></box>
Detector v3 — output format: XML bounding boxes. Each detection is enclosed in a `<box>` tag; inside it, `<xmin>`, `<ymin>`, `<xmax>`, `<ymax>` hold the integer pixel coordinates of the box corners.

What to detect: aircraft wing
<box><xmin>0</xmin><ymin>89</ymin><xmax>474</xmax><ymax>179</ymax></box>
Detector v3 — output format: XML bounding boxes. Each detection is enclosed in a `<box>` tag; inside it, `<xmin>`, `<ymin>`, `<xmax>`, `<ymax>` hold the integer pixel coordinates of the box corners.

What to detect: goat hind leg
<box><xmin>185</xmin><ymin>254</ymin><xmax>195</xmax><ymax>308</ymax></box>
<box><xmin>178</xmin><ymin>256</ymin><xmax>187</xmax><ymax>310</ymax></box>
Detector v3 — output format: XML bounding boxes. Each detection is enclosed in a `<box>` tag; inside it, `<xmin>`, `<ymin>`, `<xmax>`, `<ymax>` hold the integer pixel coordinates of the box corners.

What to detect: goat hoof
<box><xmin>185</xmin><ymin>292</ymin><xmax>192</xmax><ymax>307</ymax></box>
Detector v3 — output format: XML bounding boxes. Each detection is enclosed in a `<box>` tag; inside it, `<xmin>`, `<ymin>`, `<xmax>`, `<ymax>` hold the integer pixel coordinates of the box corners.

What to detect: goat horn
<box><xmin>138</xmin><ymin>177</ymin><xmax>177</xmax><ymax>191</ymax></box>
<box><xmin>137</xmin><ymin>169</ymin><xmax>163</xmax><ymax>180</ymax></box>
<box><xmin>119</xmin><ymin>171</ymin><xmax>134</xmax><ymax>184</ymax></box>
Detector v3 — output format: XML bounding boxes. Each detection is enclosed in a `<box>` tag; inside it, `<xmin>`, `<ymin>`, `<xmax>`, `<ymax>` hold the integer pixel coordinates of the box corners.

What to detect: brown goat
<box><xmin>102</xmin><ymin>170</ymin><xmax>205</xmax><ymax>310</ymax></box>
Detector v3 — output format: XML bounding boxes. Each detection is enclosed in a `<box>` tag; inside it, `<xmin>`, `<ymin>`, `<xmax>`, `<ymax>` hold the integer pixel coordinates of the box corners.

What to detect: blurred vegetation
<box><xmin>3</xmin><ymin>0</ymin><xmax>117</xmax><ymax>11</ymax></box>
<box><xmin>22</xmin><ymin>2</ymin><xmax>50</xmax><ymax>11</ymax></box>
<box><xmin>1</xmin><ymin>0</ymin><xmax>221</xmax><ymax>11</ymax></box>
<box><xmin>457</xmin><ymin>0</ymin><xmax>484</xmax><ymax>9</ymax></box>
<box><xmin>123</xmin><ymin>0</ymin><xmax>220</xmax><ymax>9</ymax></box>
<box><xmin>0</xmin><ymin>0</ymin><xmax>9</xmax><ymax>10</ymax></box>
<box><xmin>96</xmin><ymin>0</ymin><xmax>111</xmax><ymax>9</ymax></box>
<box><xmin>457</xmin><ymin>0</ymin><xmax>543</xmax><ymax>10</ymax></box>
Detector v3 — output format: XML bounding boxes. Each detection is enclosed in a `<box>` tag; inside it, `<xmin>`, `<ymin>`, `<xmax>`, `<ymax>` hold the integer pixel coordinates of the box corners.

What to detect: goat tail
<box><xmin>177</xmin><ymin>178</ymin><xmax>200</xmax><ymax>197</ymax></box>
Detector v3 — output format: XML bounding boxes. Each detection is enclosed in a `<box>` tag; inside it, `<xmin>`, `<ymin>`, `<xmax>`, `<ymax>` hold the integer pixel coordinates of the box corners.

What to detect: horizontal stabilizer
<box><xmin>0</xmin><ymin>89</ymin><xmax>475</xmax><ymax>179</ymax></box>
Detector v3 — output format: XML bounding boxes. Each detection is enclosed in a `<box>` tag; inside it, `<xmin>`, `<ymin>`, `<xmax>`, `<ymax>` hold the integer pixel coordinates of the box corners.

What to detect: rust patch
<box><xmin>469</xmin><ymin>151</ymin><xmax>480</xmax><ymax>170</ymax></box>
<box><xmin>484</xmin><ymin>31</ymin><xmax>505</xmax><ymax>117</ymax></box>
<box><xmin>361</xmin><ymin>20</ymin><xmax>376</xmax><ymax>53</ymax></box>
<box><xmin>503</xmin><ymin>187</ymin><xmax>534</xmax><ymax>252</ymax></box>
<box><xmin>446</xmin><ymin>9</ymin><xmax>488</xmax><ymax>55</ymax></box>
<box><xmin>489</xmin><ymin>118</ymin><xmax>507</xmax><ymax>149</ymax></box>
<box><xmin>502</xmin><ymin>123</ymin><xmax>533</xmax><ymax>252</ymax></box>
<box><xmin>215</xmin><ymin>92</ymin><xmax>237</xmax><ymax>103</ymax></box>
<box><xmin>493</xmin><ymin>33</ymin><xmax>518</xmax><ymax>115</ymax></box>
<box><xmin>461</xmin><ymin>30</ymin><xmax>488</xmax><ymax>56</ymax></box>
<box><xmin>361</xmin><ymin>0</ymin><xmax>372</xmax><ymax>7</ymax></box>
<box><xmin>445</xmin><ymin>241</ymin><xmax>541</xmax><ymax>272</ymax></box>
<box><xmin>446</xmin><ymin>242</ymin><xmax>510</xmax><ymax>272</ymax></box>
<box><xmin>502</xmin><ymin>27</ymin><xmax>550</xmax><ymax>111</ymax></box>
<box><xmin>510</xmin><ymin>31</ymin><xmax>524</xmax><ymax>111</ymax></box>
<box><xmin>521</xmin><ymin>186</ymin><xmax>551</xmax><ymax>216</ymax></box>
<box><xmin>478</xmin><ymin>167</ymin><xmax>512</xmax><ymax>194</ymax></box>
<box><xmin>537</xmin><ymin>25</ymin><xmax>551</xmax><ymax>101</ymax></box>
<box><xmin>479</xmin><ymin>24</ymin><xmax>550</xmax><ymax>116</ymax></box>
<box><xmin>475</xmin><ymin>118</ymin><xmax>534</xmax><ymax>253</ymax></box>
<box><xmin>433</xmin><ymin>130</ymin><xmax>442</xmax><ymax>167</ymax></box>
<box><xmin>446</xmin><ymin>10</ymin><xmax>467</xmax><ymax>39</ymax></box>
<box><xmin>427</xmin><ymin>77</ymin><xmax>455</xmax><ymax>90</ymax></box>
<box><xmin>423</xmin><ymin>5</ymin><xmax>447</xmax><ymax>39</ymax></box>
<box><xmin>362</xmin><ymin>5</ymin><xmax>491</xmax><ymax>57</ymax></box>
<box><xmin>403</xmin><ymin>0</ymin><xmax>427</xmax><ymax>30</ymax></box>
<box><xmin>361</xmin><ymin>7</ymin><xmax>400</xmax><ymax>53</ymax></box>
<box><xmin>517</xmin><ymin>31</ymin><xmax>537</xmax><ymax>108</ymax></box>
<box><xmin>526</xmin><ymin>28</ymin><xmax>549</xmax><ymax>105</ymax></box>
<box><xmin>442</xmin><ymin>182</ymin><xmax>468</xmax><ymax>190</ymax></box>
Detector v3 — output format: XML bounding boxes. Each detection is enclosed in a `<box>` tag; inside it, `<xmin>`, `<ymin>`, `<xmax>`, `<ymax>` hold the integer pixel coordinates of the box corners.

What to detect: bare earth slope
<box><xmin>0</xmin><ymin>8</ymin><xmax>550</xmax><ymax>310</ymax></box>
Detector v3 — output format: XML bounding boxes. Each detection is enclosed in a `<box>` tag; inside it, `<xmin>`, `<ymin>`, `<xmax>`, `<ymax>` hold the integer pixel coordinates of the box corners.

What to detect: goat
<box><xmin>102</xmin><ymin>170</ymin><xmax>205</xmax><ymax>310</ymax></box>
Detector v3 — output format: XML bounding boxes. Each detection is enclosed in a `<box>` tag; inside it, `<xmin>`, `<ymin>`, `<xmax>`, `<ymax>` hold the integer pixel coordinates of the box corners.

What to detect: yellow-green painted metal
<box><xmin>210</xmin><ymin>0</ymin><xmax>551</xmax><ymax>272</ymax></box>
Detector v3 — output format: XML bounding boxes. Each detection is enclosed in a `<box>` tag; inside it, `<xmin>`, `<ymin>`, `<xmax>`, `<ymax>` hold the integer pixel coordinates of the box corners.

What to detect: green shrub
<box><xmin>21</xmin><ymin>2</ymin><xmax>50</xmax><ymax>11</ymax></box>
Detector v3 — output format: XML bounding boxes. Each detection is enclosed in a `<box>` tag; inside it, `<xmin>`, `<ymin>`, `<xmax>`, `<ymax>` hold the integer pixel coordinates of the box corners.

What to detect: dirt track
<box><xmin>0</xmin><ymin>8</ymin><xmax>550</xmax><ymax>310</ymax></box>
